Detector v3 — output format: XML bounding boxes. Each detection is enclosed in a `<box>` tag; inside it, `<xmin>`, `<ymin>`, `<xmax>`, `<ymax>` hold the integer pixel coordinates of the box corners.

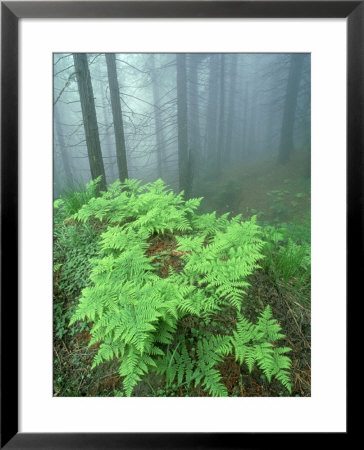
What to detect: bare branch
<box><xmin>53</xmin><ymin>72</ymin><xmax>77</xmax><ymax>106</ymax></box>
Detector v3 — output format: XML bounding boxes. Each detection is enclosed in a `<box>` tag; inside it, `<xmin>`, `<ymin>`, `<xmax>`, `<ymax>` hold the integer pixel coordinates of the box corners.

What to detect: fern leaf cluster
<box><xmin>69</xmin><ymin>179</ymin><xmax>292</xmax><ymax>396</ymax></box>
<box><xmin>74</xmin><ymin>178</ymin><xmax>201</xmax><ymax>236</ymax></box>
<box><xmin>232</xmin><ymin>305</ymin><xmax>292</xmax><ymax>393</ymax></box>
<box><xmin>177</xmin><ymin>217</ymin><xmax>264</xmax><ymax>311</ymax></box>
<box><xmin>155</xmin><ymin>335</ymin><xmax>232</xmax><ymax>397</ymax></box>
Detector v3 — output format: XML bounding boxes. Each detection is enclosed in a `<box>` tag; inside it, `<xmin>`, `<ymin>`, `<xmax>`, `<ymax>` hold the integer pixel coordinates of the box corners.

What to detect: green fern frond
<box><xmin>68</xmin><ymin>178</ymin><xmax>292</xmax><ymax>397</ymax></box>
<box><xmin>231</xmin><ymin>307</ymin><xmax>292</xmax><ymax>392</ymax></box>
<box><xmin>256</xmin><ymin>305</ymin><xmax>286</xmax><ymax>342</ymax></box>
<box><xmin>200</xmin><ymin>367</ymin><xmax>228</xmax><ymax>397</ymax></box>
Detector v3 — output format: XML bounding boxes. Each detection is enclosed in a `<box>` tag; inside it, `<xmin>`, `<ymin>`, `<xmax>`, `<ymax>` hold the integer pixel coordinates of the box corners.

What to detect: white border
<box><xmin>19</xmin><ymin>18</ymin><xmax>346</xmax><ymax>432</ymax></box>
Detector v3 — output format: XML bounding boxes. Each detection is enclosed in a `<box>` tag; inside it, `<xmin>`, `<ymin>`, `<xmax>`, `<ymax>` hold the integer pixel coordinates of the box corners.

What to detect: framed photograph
<box><xmin>2</xmin><ymin>1</ymin><xmax>356</xmax><ymax>448</ymax></box>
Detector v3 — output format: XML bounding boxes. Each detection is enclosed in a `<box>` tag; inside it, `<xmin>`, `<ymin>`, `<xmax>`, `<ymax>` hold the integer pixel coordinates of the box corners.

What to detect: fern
<box><xmin>232</xmin><ymin>305</ymin><xmax>292</xmax><ymax>393</ymax></box>
<box><xmin>69</xmin><ymin>179</ymin><xmax>292</xmax><ymax>396</ymax></box>
<box><xmin>155</xmin><ymin>335</ymin><xmax>231</xmax><ymax>397</ymax></box>
<box><xmin>178</xmin><ymin>218</ymin><xmax>264</xmax><ymax>312</ymax></box>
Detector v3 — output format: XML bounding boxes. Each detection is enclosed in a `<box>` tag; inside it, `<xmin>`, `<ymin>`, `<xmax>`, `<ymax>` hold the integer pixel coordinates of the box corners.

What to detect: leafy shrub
<box><xmin>54</xmin><ymin>200</ymin><xmax>101</xmax><ymax>340</ymax></box>
<box><xmin>54</xmin><ymin>301</ymin><xmax>88</xmax><ymax>340</ymax></box>
<box><xmin>54</xmin><ymin>221</ymin><xmax>100</xmax><ymax>298</ymax></box>
<box><xmin>70</xmin><ymin>179</ymin><xmax>292</xmax><ymax>396</ymax></box>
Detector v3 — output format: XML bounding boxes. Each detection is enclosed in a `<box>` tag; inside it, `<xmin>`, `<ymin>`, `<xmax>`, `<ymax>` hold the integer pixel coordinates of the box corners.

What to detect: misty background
<box><xmin>53</xmin><ymin>53</ymin><xmax>310</xmax><ymax>219</ymax></box>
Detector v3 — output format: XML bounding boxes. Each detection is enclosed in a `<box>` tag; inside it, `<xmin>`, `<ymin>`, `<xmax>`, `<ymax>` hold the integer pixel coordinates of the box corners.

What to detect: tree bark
<box><xmin>73</xmin><ymin>53</ymin><xmax>107</xmax><ymax>192</ymax></box>
<box><xmin>100</xmin><ymin>86</ymin><xmax>117</xmax><ymax>184</ymax></box>
<box><xmin>105</xmin><ymin>53</ymin><xmax>129</xmax><ymax>183</ymax></box>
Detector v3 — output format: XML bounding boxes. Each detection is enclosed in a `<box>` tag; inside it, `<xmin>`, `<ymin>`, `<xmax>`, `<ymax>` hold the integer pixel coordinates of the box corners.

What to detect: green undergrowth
<box><xmin>261</xmin><ymin>216</ymin><xmax>311</xmax><ymax>298</ymax></box>
<box><xmin>54</xmin><ymin>177</ymin><xmax>311</xmax><ymax>397</ymax></box>
<box><xmin>53</xmin><ymin>181</ymin><xmax>103</xmax><ymax>344</ymax></box>
<box><xmin>54</xmin><ymin>177</ymin><xmax>100</xmax><ymax>217</ymax></box>
<box><xmin>54</xmin><ymin>221</ymin><xmax>100</xmax><ymax>341</ymax></box>
<box><xmin>53</xmin><ymin>178</ymin><xmax>295</xmax><ymax>397</ymax></box>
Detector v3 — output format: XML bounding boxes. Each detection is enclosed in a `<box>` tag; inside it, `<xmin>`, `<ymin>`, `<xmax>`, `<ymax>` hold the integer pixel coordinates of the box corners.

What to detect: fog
<box><xmin>53</xmin><ymin>53</ymin><xmax>310</xmax><ymax>217</ymax></box>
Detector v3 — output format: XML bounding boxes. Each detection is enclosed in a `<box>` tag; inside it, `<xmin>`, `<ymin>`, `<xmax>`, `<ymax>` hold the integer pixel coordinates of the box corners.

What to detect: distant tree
<box><xmin>216</xmin><ymin>54</ymin><xmax>226</xmax><ymax>174</ymax></box>
<box><xmin>73</xmin><ymin>53</ymin><xmax>107</xmax><ymax>192</ymax></box>
<box><xmin>187</xmin><ymin>54</ymin><xmax>203</xmax><ymax>177</ymax></box>
<box><xmin>303</xmin><ymin>83</ymin><xmax>311</xmax><ymax>178</ymax></box>
<box><xmin>278</xmin><ymin>54</ymin><xmax>304</xmax><ymax>164</ymax></box>
<box><xmin>246</xmin><ymin>79</ymin><xmax>258</xmax><ymax>159</ymax></box>
<box><xmin>241</xmin><ymin>79</ymin><xmax>250</xmax><ymax>160</ymax></box>
<box><xmin>224</xmin><ymin>54</ymin><xmax>238</xmax><ymax>164</ymax></box>
<box><xmin>54</xmin><ymin>105</ymin><xmax>73</xmax><ymax>190</ymax></box>
<box><xmin>294</xmin><ymin>55</ymin><xmax>311</xmax><ymax>177</ymax></box>
<box><xmin>176</xmin><ymin>53</ymin><xmax>192</xmax><ymax>197</ymax></box>
<box><xmin>105</xmin><ymin>53</ymin><xmax>129</xmax><ymax>182</ymax></box>
<box><xmin>205</xmin><ymin>54</ymin><xmax>219</xmax><ymax>165</ymax></box>
<box><xmin>150</xmin><ymin>54</ymin><xmax>166</xmax><ymax>179</ymax></box>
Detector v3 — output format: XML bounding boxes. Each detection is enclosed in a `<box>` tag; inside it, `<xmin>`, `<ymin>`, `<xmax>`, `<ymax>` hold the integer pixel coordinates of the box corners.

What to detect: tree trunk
<box><xmin>151</xmin><ymin>54</ymin><xmax>166</xmax><ymax>179</ymax></box>
<box><xmin>100</xmin><ymin>90</ymin><xmax>117</xmax><ymax>184</ymax></box>
<box><xmin>216</xmin><ymin>54</ymin><xmax>226</xmax><ymax>174</ymax></box>
<box><xmin>73</xmin><ymin>53</ymin><xmax>107</xmax><ymax>192</ymax></box>
<box><xmin>247</xmin><ymin>86</ymin><xmax>258</xmax><ymax>159</ymax></box>
<box><xmin>240</xmin><ymin>79</ymin><xmax>250</xmax><ymax>160</ymax></box>
<box><xmin>176</xmin><ymin>54</ymin><xmax>190</xmax><ymax>197</ymax></box>
<box><xmin>278</xmin><ymin>54</ymin><xmax>304</xmax><ymax>164</ymax></box>
<box><xmin>105</xmin><ymin>53</ymin><xmax>129</xmax><ymax>182</ymax></box>
<box><xmin>205</xmin><ymin>55</ymin><xmax>219</xmax><ymax>165</ymax></box>
<box><xmin>224</xmin><ymin>54</ymin><xmax>238</xmax><ymax>164</ymax></box>
<box><xmin>188</xmin><ymin>55</ymin><xmax>201</xmax><ymax>178</ymax></box>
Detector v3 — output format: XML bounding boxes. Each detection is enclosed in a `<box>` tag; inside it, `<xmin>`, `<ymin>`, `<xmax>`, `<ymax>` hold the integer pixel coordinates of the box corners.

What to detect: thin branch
<box><xmin>53</xmin><ymin>72</ymin><xmax>77</xmax><ymax>106</ymax></box>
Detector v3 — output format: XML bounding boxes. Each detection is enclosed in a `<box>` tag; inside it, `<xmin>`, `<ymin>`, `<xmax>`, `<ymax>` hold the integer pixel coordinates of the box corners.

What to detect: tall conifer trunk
<box><xmin>188</xmin><ymin>55</ymin><xmax>201</xmax><ymax>178</ymax></box>
<box><xmin>176</xmin><ymin>54</ymin><xmax>190</xmax><ymax>197</ymax></box>
<box><xmin>105</xmin><ymin>53</ymin><xmax>129</xmax><ymax>182</ymax></box>
<box><xmin>216</xmin><ymin>54</ymin><xmax>225</xmax><ymax>175</ymax></box>
<box><xmin>224</xmin><ymin>54</ymin><xmax>238</xmax><ymax>164</ymax></box>
<box><xmin>151</xmin><ymin>54</ymin><xmax>166</xmax><ymax>179</ymax></box>
<box><xmin>205</xmin><ymin>55</ymin><xmax>219</xmax><ymax>163</ymax></box>
<box><xmin>73</xmin><ymin>53</ymin><xmax>107</xmax><ymax>192</ymax></box>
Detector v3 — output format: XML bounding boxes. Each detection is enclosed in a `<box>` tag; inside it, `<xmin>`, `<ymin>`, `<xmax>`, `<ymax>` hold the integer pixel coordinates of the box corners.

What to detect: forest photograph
<box><xmin>53</xmin><ymin>52</ymin><xmax>311</xmax><ymax>398</ymax></box>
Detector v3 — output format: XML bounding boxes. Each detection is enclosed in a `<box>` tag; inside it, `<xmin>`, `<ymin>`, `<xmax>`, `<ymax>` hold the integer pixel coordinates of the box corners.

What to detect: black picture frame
<box><xmin>1</xmin><ymin>1</ymin><xmax>356</xmax><ymax>448</ymax></box>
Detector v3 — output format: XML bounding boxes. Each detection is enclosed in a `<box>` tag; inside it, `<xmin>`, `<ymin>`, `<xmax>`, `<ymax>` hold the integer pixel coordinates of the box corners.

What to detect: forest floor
<box><xmin>54</xmin><ymin>153</ymin><xmax>311</xmax><ymax>397</ymax></box>
<box><xmin>194</xmin><ymin>151</ymin><xmax>310</xmax><ymax>224</ymax></box>
<box><xmin>54</xmin><ymin>269</ymin><xmax>310</xmax><ymax>397</ymax></box>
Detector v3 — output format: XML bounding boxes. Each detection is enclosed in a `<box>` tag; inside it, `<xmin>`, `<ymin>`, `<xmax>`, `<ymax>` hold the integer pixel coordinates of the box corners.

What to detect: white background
<box><xmin>19</xmin><ymin>18</ymin><xmax>346</xmax><ymax>432</ymax></box>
